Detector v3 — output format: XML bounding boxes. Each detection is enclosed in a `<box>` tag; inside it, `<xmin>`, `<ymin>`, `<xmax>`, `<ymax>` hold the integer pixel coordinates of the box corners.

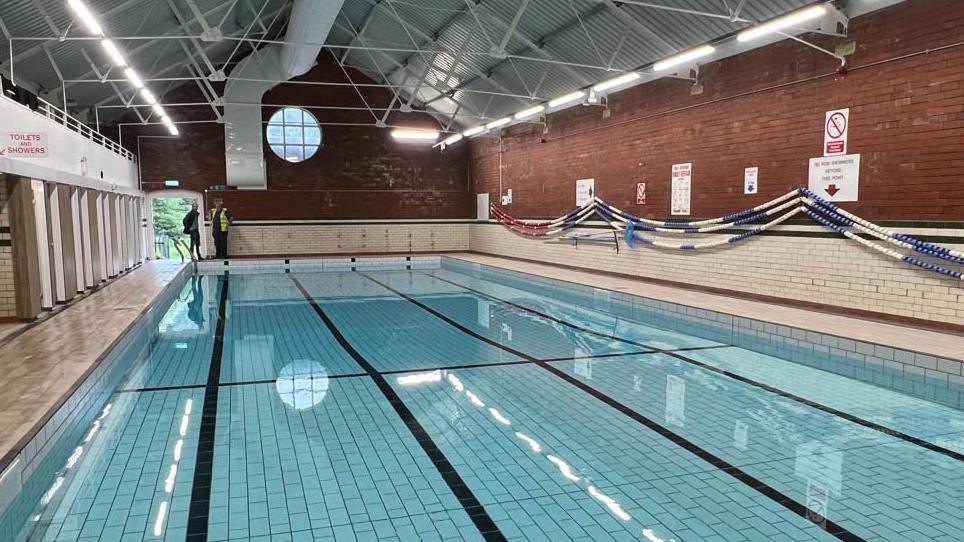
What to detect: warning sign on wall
<box><xmin>636</xmin><ymin>182</ymin><xmax>646</xmax><ymax>204</ymax></box>
<box><xmin>671</xmin><ymin>163</ymin><xmax>691</xmax><ymax>215</ymax></box>
<box><xmin>823</xmin><ymin>108</ymin><xmax>849</xmax><ymax>156</ymax></box>
<box><xmin>744</xmin><ymin>167</ymin><xmax>759</xmax><ymax>195</ymax></box>
<box><xmin>575</xmin><ymin>178</ymin><xmax>595</xmax><ymax>206</ymax></box>
<box><xmin>1</xmin><ymin>131</ymin><xmax>48</xmax><ymax>158</ymax></box>
<box><xmin>808</xmin><ymin>154</ymin><xmax>860</xmax><ymax>202</ymax></box>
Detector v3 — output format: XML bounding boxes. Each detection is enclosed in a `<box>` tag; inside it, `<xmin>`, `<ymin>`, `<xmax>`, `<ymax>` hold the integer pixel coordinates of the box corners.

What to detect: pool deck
<box><xmin>0</xmin><ymin>260</ymin><xmax>184</xmax><ymax>471</ymax></box>
<box><xmin>449</xmin><ymin>253</ymin><xmax>964</xmax><ymax>363</ymax></box>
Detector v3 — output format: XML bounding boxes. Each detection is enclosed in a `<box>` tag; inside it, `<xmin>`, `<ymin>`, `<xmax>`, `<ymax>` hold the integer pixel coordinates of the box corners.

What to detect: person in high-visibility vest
<box><xmin>208</xmin><ymin>199</ymin><xmax>232</xmax><ymax>259</ymax></box>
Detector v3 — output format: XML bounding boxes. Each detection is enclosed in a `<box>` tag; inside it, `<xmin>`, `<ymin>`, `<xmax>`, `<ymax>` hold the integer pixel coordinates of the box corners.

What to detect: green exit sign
<box><xmin>164</xmin><ymin>179</ymin><xmax>179</xmax><ymax>187</ymax></box>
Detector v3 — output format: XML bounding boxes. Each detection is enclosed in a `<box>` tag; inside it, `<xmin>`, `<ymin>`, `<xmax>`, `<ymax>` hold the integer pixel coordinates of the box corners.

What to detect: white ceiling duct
<box><xmin>223</xmin><ymin>0</ymin><xmax>345</xmax><ymax>189</ymax></box>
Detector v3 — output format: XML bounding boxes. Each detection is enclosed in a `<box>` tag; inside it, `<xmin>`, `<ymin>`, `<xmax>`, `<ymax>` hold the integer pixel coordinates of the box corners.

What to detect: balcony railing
<box><xmin>4</xmin><ymin>94</ymin><xmax>136</xmax><ymax>162</ymax></box>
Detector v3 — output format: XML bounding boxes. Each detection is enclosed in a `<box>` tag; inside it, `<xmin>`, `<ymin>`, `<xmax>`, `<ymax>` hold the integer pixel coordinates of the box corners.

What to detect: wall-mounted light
<box><xmin>486</xmin><ymin>117</ymin><xmax>511</xmax><ymax>130</ymax></box>
<box><xmin>548</xmin><ymin>91</ymin><xmax>586</xmax><ymax>108</ymax></box>
<box><xmin>653</xmin><ymin>45</ymin><xmax>716</xmax><ymax>72</ymax></box>
<box><xmin>391</xmin><ymin>129</ymin><xmax>439</xmax><ymax>141</ymax></box>
<box><xmin>737</xmin><ymin>5</ymin><xmax>828</xmax><ymax>42</ymax></box>
<box><xmin>592</xmin><ymin>72</ymin><xmax>641</xmax><ymax>93</ymax></box>
<box><xmin>441</xmin><ymin>133</ymin><xmax>463</xmax><ymax>146</ymax></box>
<box><xmin>514</xmin><ymin>105</ymin><xmax>545</xmax><ymax>120</ymax></box>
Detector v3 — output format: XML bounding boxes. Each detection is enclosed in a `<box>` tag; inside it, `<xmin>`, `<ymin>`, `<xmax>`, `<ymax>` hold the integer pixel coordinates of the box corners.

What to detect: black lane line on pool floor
<box><xmin>360</xmin><ymin>272</ymin><xmax>865</xmax><ymax>542</ymax></box>
<box><xmin>186</xmin><ymin>273</ymin><xmax>229</xmax><ymax>542</ymax></box>
<box><xmin>290</xmin><ymin>277</ymin><xmax>508</xmax><ymax>542</ymax></box>
<box><xmin>423</xmin><ymin>271</ymin><xmax>964</xmax><ymax>463</ymax></box>
<box><xmin>111</xmin><ymin>348</ymin><xmax>729</xmax><ymax>394</ymax></box>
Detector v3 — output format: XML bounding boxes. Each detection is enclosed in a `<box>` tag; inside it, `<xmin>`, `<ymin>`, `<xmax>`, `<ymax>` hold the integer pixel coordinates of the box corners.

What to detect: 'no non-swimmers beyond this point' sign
<box><xmin>808</xmin><ymin>154</ymin><xmax>860</xmax><ymax>202</ymax></box>
<box><xmin>1</xmin><ymin>131</ymin><xmax>48</xmax><ymax>158</ymax></box>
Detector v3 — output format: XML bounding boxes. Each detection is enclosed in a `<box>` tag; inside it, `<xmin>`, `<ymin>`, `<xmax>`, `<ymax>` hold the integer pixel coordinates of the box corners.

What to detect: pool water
<box><xmin>4</xmin><ymin>259</ymin><xmax>963</xmax><ymax>541</ymax></box>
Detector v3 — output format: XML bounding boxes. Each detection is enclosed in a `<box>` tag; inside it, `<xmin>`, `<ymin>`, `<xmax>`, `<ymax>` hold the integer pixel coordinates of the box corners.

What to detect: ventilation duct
<box><xmin>223</xmin><ymin>0</ymin><xmax>345</xmax><ymax>189</ymax></box>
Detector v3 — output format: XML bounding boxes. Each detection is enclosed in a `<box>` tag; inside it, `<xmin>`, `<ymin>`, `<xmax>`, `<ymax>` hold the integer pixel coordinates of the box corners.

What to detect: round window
<box><xmin>266</xmin><ymin>107</ymin><xmax>321</xmax><ymax>163</ymax></box>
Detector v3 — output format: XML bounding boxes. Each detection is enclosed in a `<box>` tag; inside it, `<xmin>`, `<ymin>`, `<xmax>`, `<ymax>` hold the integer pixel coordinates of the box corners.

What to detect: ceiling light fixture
<box><xmin>463</xmin><ymin>126</ymin><xmax>485</xmax><ymax>137</ymax></box>
<box><xmin>653</xmin><ymin>45</ymin><xmax>716</xmax><ymax>72</ymax></box>
<box><xmin>140</xmin><ymin>88</ymin><xmax>157</xmax><ymax>104</ymax></box>
<box><xmin>100</xmin><ymin>39</ymin><xmax>126</xmax><ymax>67</ymax></box>
<box><xmin>737</xmin><ymin>4</ymin><xmax>828</xmax><ymax>42</ymax></box>
<box><xmin>124</xmin><ymin>68</ymin><xmax>144</xmax><ymax>89</ymax></box>
<box><xmin>67</xmin><ymin>0</ymin><xmax>104</xmax><ymax>36</ymax></box>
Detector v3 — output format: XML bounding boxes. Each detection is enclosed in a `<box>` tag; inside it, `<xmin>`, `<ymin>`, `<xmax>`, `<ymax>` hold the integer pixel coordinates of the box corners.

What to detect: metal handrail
<box><xmin>3</xmin><ymin>94</ymin><xmax>136</xmax><ymax>163</ymax></box>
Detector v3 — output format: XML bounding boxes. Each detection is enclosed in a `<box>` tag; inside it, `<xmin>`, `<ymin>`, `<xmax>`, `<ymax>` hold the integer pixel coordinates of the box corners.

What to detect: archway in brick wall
<box><xmin>146</xmin><ymin>190</ymin><xmax>207</xmax><ymax>260</ymax></box>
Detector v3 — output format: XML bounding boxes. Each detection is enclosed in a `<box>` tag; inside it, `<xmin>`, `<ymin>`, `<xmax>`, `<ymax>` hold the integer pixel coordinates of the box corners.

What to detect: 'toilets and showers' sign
<box><xmin>1</xmin><ymin>131</ymin><xmax>48</xmax><ymax>158</ymax></box>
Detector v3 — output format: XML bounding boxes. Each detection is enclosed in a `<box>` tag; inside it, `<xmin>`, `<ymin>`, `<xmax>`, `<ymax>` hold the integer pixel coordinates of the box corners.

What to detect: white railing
<box><xmin>7</xmin><ymin>94</ymin><xmax>136</xmax><ymax>162</ymax></box>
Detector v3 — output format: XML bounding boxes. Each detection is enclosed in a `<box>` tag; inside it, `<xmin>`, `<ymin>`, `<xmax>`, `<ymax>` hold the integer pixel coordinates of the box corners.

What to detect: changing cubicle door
<box><xmin>45</xmin><ymin>183</ymin><xmax>67</xmax><ymax>303</ymax></box>
<box><xmin>32</xmin><ymin>180</ymin><xmax>53</xmax><ymax>309</ymax></box>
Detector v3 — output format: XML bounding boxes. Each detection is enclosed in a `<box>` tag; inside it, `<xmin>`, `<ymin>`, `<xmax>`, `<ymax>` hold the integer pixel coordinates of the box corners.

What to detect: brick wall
<box><xmin>129</xmin><ymin>52</ymin><xmax>470</xmax><ymax>220</ymax></box>
<box><xmin>469</xmin><ymin>0</ymin><xmax>964</xmax><ymax>221</ymax></box>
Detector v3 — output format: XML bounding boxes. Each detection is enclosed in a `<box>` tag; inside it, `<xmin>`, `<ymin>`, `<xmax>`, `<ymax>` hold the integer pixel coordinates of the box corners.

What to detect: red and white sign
<box><xmin>2</xmin><ymin>131</ymin><xmax>48</xmax><ymax>158</ymax></box>
<box><xmin>636</xmin><ymin>182</ymin><xmax>646</xmax><ymax>205</ymax></box>
<box><xmin>823</xmin><ymin>108</ymin><xmax>849</xmax><ymax>156</ymax></box>
<box><xmin>671</xmin><ymin>163</ymin><xmax>691</xmax><ymax>215</ymax></box>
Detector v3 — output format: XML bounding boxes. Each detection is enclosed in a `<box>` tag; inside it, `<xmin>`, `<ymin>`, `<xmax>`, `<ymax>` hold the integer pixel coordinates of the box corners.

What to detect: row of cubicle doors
<box><xmin>9</xmin><ymin>176</ymin><xmax>146</xmax><ymax>319</ymax></box>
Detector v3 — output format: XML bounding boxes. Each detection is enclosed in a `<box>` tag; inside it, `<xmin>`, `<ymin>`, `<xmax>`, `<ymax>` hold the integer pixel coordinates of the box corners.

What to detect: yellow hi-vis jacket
<box><xmin>208</xmin><ymin>209</ymin><xmax>230</xmax><ymax>232</ymax></box>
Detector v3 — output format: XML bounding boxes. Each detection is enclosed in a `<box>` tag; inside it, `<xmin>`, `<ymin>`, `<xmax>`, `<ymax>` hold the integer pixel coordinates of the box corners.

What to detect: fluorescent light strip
<box><xmin>391</xmin><ymin>129</ymin><xmax>439</xmax><ymax>141</ymax></box>
<box><xmin>152</xmin><ymin>104</ymin><xmax>166</xmax><ymax>118</ymax></box>
<box><xmin>68</xmin><ymin>0</ymin><xmax>104</xmax><ymax>36</ymax></box>
<box><xmin>548</xmin><ymin>90</ymin><xmax>585</xmax><ymax>108</ymax></box>
<box><xmin>514</xmin><ymin>104</ymin><xmax>545</xmax><ymax>120</ymax></box>
<box><xmin>463</xmin><ymin>126</ymin><xmax>485</xmax><ymax>137</ymax></box>
<box><xmin>593</xmin><ymin>72</ymin><xmax>641</xmax><ymax>93</ymax></box>
<box><xmin>486</xmin><ymin>117</ymin><xmax>511</xmax><ymax>130</ymax></box>
<box><xmin>140</xmin><ymin>88</ymin><xmax>156</xmax><ymax>104</ymax></box>
<box><xmin>124</xmin><ymin>68</ymin><xmax>144</xmax><ymax>89</ymax></box>
<box><xmin>441</xmin><ymin>133</ymin><xmax>463</xmax><ymax>146</ymax></box>
<box><xmin>653</xmin><ymin>45</ymin><xmax>716</xmax><ymax>72</ymax></box>
<box><xmin>737</xmin><ymin>4</ymin><xmax>827</xmax><ymax>42</ymax></box>
<box><xmin>100</xmin><ymin>39</ymin><xmax>126</xmax><ymax>67</ymax></box>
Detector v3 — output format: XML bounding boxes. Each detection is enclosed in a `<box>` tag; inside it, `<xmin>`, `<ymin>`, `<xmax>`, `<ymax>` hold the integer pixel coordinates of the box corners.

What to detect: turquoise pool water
<box><xmin>2</xmin><ymin>258</ymin><xmax>962</xmax><ymax>541</ymax></box>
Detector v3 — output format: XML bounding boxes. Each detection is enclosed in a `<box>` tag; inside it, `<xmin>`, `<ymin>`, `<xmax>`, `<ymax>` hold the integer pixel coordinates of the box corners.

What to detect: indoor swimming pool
<box><xmin>1</xmin><ymin>257</ymin><xmax>961</xmax><ymax>542</ymax></box>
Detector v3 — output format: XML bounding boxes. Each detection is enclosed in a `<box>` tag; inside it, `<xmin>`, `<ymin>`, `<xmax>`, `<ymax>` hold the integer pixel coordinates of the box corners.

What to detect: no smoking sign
<box><xmin>823</xmin><ymin>108</ymin><xmax>849</xmax><ymax>156</ymax></box>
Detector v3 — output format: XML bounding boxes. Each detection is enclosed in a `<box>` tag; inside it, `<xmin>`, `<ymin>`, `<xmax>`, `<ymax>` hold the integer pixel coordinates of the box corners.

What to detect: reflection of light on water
<box><xmin>447</xmin><ymin>373</ymin><xmax>464</xmax><ymax>391</ymax></box>
<box><xmin>642</xmin><ymin>528</ymin><xmax>672</xmax><ymax>541</ymax></box>
<box><xmin>465</xmin><ymin>391</ymin><xmax>485</xmax><ymax>407</ymax></box>
<box><xmin>588</xmin><ymin>485</ymin><xmax>631</xmax><ymax>521</ymax></box>
<box><xmin>489</xmin><ymin>408</ymin><xmax>511</xmax><ymax>425</ymax></box>
<box><xmin>515</xmin><ymin>432</ymin><xmax>542</xmax><ymax>453</ymax></box>
<box><xmin>276</xmin><ymin>361</ymin><xmax>329</xmax><ymax>410</ymax></box>
<box><xmin>397</xmin><ymin>370</ymin><xmax>442</xmax><ymax>386</ymax></box>
<box><xmin>547</xmin><ymin>455</ymin><xmax>580</xmax><ymax>482</ymax></box>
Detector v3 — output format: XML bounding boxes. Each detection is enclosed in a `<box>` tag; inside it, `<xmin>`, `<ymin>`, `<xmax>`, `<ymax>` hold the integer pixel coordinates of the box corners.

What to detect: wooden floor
<box><xmin>0</xmin><ymin>260</ymin><xmax>184</xmax><ymax>462</ymax></box>
<box><xmin>451</xmin><ymin>253</ymin><xmax>964</xmax><ymax>362</ymax></box>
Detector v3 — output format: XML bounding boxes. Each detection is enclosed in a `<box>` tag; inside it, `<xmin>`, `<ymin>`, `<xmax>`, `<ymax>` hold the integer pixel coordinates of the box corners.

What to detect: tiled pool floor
<box><xmin>2</xmin><ymin>261</ymin><xmax>962</xmax><ymax>541</ymax></box>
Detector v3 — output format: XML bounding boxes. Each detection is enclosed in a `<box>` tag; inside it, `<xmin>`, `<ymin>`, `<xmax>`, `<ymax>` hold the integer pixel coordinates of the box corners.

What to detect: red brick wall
<box><xmin>470</xmin><ymin>0</ymin><xmax>964</xmax><ymax>221</ymax></box>
<box><xmin>128</xmin><ymin>52</ymin><xmax>470</xmax><ymax>219</ymax></box>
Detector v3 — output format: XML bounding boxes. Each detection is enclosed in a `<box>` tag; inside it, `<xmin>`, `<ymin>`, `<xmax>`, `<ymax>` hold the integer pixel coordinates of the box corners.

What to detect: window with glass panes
<box><xmin>266</xmin><ymin>107</ymin><xmax>322</xmax><ymax>163</ymax></box>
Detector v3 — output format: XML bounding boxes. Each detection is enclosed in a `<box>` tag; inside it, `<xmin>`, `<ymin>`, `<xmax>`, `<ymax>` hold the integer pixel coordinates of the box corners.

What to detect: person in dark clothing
<box><xmin>208</xmin><ymin>199</ymin><xmax>231</xmax><ymax>259</ymax></box>
<box><xmin>182</xmin><ymin>200</ymin><xmax>203</xmax><ymax>261</ymax></box>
